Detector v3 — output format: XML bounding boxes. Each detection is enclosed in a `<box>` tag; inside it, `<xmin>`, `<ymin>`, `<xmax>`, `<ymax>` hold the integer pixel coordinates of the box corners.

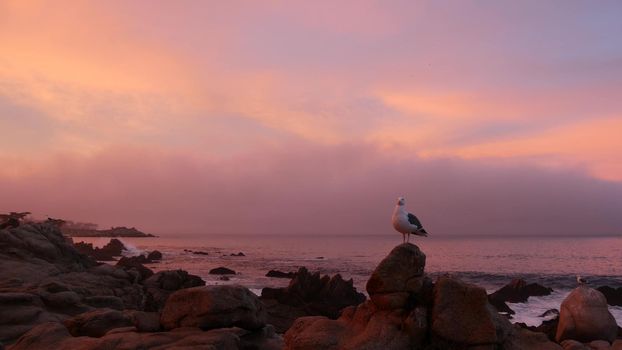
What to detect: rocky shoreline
<box><xmin>0</xmin><ymin>223</ymin><xmax>620</xmax><ymax>349</ymax></box>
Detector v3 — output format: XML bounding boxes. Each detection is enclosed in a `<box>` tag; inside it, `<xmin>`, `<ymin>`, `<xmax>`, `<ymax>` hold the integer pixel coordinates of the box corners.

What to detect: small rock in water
<box><xmin>230</xmin><ymin>252</ymin><xmax>245</xmax><ymax>257</ymax></box>
<box><xmin>219</xmin><ymin>276</ymin><xmax>230</xmax><ymax>281</ymax></box>
<box><xmin>315</xmin><ymin>256</ymin><xmax>324</xmax><ymax>260</ymax></box>
<box><xmin>539</xmin><ymin>309</ymin><xmax>559</xmax><ymax>320</ymax></box>
<box><xmin>146</xmin><ymin>250</ymin><xmax>162</xmax><ymax>261</ymax></box>
<box><xmin>193</xmin><ymin>251</ymin><xmax>209</xmax><ymax>256</ymax></box>
<box><xmin>265</xmin><ymin>270</ymin><xmax>297</xmax><ymax>279</ymax></box>
<box><xmin>209</xmin><ymin>267</ymin><xmax>236</xmax><ymax>275</ymax></box>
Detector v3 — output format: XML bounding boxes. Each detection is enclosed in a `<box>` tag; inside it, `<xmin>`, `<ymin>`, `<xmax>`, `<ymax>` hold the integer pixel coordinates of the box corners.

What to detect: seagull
<box><xmin>392</xmin><ymin>197</ymin><xmax>428</xmax><ymax>243</ymax></box>
<box><xmin>576</xmin><ymin>275</ymin><xmax>588</xmax><ymax>285</ymax></box>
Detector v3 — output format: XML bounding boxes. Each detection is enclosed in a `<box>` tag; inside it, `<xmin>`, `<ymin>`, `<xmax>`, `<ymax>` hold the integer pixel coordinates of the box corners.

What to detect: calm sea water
<box><xmin>76</xmin><ymin>234</ymin><xmax>622</xmax><ymax>327</ymax></box>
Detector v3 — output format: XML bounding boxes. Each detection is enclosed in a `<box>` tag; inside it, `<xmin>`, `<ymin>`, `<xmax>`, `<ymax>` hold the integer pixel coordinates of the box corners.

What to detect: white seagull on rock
<box><xmin>392</xmin><ymin>197</ymin><xmax>428</xmax><ymax>243</ymax></box>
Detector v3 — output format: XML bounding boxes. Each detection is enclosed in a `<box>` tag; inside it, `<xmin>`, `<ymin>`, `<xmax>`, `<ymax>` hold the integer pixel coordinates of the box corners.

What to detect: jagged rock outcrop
<box><xmin>74</xmin><ymin>239</ymin><xmax>126</xmax><ymax>261</ymax></box>
<box><xmin>555</xmin><ymin>286</ymin><xmax>618</xmax><ymax>343</ymax></box>
<box><xmin>260</xmin><ymin>266</ymin><xmax>365</xmax><ymax>332</ymax></box>
<box><xmin>489</xmin><ymin>278</ymin><xmax>553</xmax><ymax>315</ymax></box>
<box><xmin>284</xmin><ymin>243</ymin><xmax>564</xmax><ymax>350</ymax></box>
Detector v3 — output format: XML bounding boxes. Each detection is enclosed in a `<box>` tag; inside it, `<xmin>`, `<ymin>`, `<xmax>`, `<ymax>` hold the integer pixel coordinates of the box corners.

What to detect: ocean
<box><xmin>75</xmin><ymin>234</ymin><xmax>622</xmax><ymax>327</ymax></box>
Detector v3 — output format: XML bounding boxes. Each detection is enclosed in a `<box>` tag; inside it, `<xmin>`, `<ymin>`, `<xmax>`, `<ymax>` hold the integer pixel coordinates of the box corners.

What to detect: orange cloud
<box><xmin>439</xmin><ymin>118</ymin><xmax>622</xmax><ymax>181</ymax></box>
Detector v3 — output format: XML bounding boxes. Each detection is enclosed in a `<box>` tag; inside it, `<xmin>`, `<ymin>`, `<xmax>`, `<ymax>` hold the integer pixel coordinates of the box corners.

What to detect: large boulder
<box><xmin>555</xmin><ymin>286</ymin><xmax>618</xmax><ymax>343</ymax></box>
<box><xmin>366</xmin><ymin>243</ymin><xmax>428</xmax><ymax>310</ymax></box>
<box><xmin>431</xmin><ymin>275</ymin><xmax>512</xmax><ymax>346</ymax></box>
<box><xmin>160</xmin><ymin>285</ymin><xmax>267</xmax><ymax>331</ymax></box>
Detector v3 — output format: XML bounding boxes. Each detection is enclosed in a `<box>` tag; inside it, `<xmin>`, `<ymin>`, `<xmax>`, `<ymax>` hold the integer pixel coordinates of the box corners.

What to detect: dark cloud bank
<box><xmin>1</xmin><ymin>143</ymin><xmax>620</xmax><ymax>237</ymax></box>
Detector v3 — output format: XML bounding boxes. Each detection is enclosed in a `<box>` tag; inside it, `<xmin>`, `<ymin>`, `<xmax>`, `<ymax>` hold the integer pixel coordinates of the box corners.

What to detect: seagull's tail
<box><xmin>414</xmin><ymin>228</ymin><xmax>428</xmax><ymax>236</ymax></box>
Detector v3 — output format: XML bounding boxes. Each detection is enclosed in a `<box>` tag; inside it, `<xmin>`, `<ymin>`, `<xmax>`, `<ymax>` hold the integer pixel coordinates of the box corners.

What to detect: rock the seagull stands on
<box><xmin>392</xmin><ymin>197</ymin><xmax>428</xmax><ymax>243</ymax></box>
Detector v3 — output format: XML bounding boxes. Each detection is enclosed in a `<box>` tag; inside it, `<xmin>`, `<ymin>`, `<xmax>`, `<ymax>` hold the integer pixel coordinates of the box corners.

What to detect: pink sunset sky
<box><xmin>1</xmin><ymin>1</ymin><xmax>621</xmax><ymax>236</ymax></box>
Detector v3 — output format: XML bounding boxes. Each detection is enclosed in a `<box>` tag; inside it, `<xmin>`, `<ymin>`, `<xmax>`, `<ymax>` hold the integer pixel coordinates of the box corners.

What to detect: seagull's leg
<box><xmin>402</xmin><ymin>233</ymin><xmax>405</xmax><ymax>243</ymax></box>
<box><xmin>407</xmin><ymin>233</ymin><xmax>410</xmax><ymax>243</ymax></box>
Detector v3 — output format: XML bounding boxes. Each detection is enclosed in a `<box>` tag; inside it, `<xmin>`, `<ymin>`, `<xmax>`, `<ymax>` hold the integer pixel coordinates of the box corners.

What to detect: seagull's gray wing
<box><xmin>407</xmin><ymin>213</ymin><xmax>422</xmax><ymax>228</ymax></box>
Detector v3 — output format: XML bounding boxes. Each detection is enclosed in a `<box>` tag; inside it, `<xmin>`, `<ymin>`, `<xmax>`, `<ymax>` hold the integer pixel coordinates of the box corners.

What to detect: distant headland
<box><xmin>62</xmin><ymin>225</ymin><xmax>156</xmax><ymax>238</ymax></box>
<box><xmin>0</xmin><ymin>212</ymin><xmax>156</xmax><ymax>237</ymax></box>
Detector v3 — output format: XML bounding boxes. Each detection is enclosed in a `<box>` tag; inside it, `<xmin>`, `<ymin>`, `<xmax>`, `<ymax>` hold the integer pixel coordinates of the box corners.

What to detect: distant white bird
<box><xmin>392</xmin><ymin>197</ymin><xmax>428</xmax><ymax>243</ymax></box>
<box><xmin>576</xmin><ymin>275</ymin><xmax>588</xmax><ymax>285</ymax></box>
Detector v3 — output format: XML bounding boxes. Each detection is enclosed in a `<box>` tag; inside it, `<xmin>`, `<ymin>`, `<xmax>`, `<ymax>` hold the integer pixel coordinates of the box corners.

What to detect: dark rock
<box><xmin>209</xmin><ymin>266</ymin><xmax>236</xmax><ymax>275</ymax></box>
<box><xmin>518</xmin><ymin>314</ymin><xmax>559</xmax><ymax>341</ymax></box>
<box><xmin>266</xmin><ymin>270</ymin><xmax>297</xmax><ymax>279</ymax></box>
<box><xmin>160</xmin><ymin>285</ymin><xmax>267</xmax><ymax>331</ymax></box>
<box><xmin>83</xmin><ymin>296</ymin><xmax>124</xmax><ymax>311</ymax></box>
<box><xmin>115</xmin><ymin>256</ymin><xmax>154</xmax><ymax>281</ymax></box>
<box><xmin>143</xmin><ymin>269</ymin><xmax>205</xmax><ymax>311</ymax></box>
<box><xmin>122</xmin><ymin>310</ymin><xmax>161</xmax><ymax>332</ymax></box>
<box><xmin>146</xmin><ymin>250</ymin><xmax>162</xmax><ymax>261</ymax></box>
<box><xmin>556</xmin><ymin>285</ymin><xmax>617</xmax><ymax>343</ymax></box>
<box><xmin>597</xmin><ymin>285</ymin><xmax>622</xmax><ymax>306</ymax></box>
<box><xmin>489</xmin><ymin>278</ymin><xmax>553</xmax><ymax>306</ymax></box>
<box><xmin>193</xmin><ymin>251</ymin><xmax>209</xmax><ymax>255</ymax></box>
<box><xmin>219</xmin><ymin>276</ymin><xmax>230</xmax><ymax>281</ymax></box>
<box><xmin>540</xmin><ymin>308</ymin><xmax>559</xmax><ymax>318</ymax></box>
<box><xmin>503</xmin><ymin>325</ymin><xmax>563</xmax><ymax>350</ymax></box>
<box><xmin>10</xmin><ymin>321</ymin><xmax>280</xmax><ymax>350</ymax></box>
<box><xmin>260</xmin><ymin>266</ymin><xmax>365</xmax><ymax>333</ymax></box>
<box><xmin>230</xmin><ymin>252</ymin><xmax>245</xmax><ymax>256</ymax></box>
<box><xmin>0</xmin><ymin>223</ymin><xmax>207</xmax><ymax>343</ymax></box>
<box><xmin>74</xmin><ymin>239</ymin><xmax>127</xmax><ymax>261</ymax></box>
<box><xmin>64</xmin><ymin>308</ymin><xmax>134</xmax><ymax>338</ymax></box>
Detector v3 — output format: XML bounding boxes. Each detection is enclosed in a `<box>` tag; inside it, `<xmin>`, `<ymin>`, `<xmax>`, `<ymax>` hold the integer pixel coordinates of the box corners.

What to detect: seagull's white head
<box><xmin>397</xmin><ymin>197</ymin><xmax>405</xmax><ymax>206</ymax></box>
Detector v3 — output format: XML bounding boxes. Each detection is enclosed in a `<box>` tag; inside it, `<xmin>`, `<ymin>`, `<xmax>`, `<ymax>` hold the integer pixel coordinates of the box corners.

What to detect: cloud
<box><xmin>1</xmin><ymin>144</ymin><xmax>620</xmax><ymax>236</ymax></box>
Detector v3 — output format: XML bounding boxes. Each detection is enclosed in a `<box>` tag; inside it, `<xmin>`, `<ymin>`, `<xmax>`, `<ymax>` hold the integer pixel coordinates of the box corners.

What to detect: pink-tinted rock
<box><xmin>431</xmin><ymin>275</ymin><xmax>511</xmax><ymax>345</ymax></box>
<box><xmin>555</xmin><ymin>286</ymin><xmax>618</xmax><ymax>343</ymax></box>
<box><xmin>366</xmin><ymin>243</ymin><xmax>426</xmax><ymax>295</ymax></box>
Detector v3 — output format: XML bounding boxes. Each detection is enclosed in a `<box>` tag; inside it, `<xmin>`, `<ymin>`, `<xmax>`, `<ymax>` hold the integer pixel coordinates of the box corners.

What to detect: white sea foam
<box><xmin>119</xmin><ymin>240</ymin><xmax>144</xmax><ymax>257</ymax></box>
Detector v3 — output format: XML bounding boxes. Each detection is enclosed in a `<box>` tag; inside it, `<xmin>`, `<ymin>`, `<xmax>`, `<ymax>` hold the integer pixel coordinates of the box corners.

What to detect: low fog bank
<box><xmin>1</xmin><ymin>143</ymin><xmax>620</xmax><ymax>236</ymax></box>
